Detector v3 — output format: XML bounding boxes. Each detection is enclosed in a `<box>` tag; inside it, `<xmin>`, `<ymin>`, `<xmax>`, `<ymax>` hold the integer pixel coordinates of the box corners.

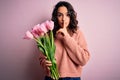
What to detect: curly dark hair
<box><xmin>51</xmin><ymin>1</ymin><xmax>78</xmax><ymax>35</ymax></box>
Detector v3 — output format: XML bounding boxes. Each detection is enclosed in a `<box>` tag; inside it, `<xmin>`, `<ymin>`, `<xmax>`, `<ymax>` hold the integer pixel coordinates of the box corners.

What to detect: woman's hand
<box><xmin>57</xmin><ymin>27</ymin><xmax>69</xmax><ymax>36</ymax></box>
<box><xmin>39</xmin><ymin>56</ymin><xmax>52</xmax><ymax>75</ymax></box>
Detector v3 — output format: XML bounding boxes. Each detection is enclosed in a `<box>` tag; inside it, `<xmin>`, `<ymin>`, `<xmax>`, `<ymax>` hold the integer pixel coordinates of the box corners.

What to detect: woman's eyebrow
<box><xmin>57</xmin><ymin>12</ymin><xmax>68</xmax><ymax>14</ymax></box>
<box><xmin>57</xmin><ymin>12</ymin><xmax>62</xmax><ymax>14</ymax></box>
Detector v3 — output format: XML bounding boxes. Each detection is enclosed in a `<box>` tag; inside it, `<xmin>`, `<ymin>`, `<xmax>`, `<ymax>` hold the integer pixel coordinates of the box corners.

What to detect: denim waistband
<box><xmin>44</xmin><ymin>76</ymin><xmax>81</xmax><ymax>80</ymax></box>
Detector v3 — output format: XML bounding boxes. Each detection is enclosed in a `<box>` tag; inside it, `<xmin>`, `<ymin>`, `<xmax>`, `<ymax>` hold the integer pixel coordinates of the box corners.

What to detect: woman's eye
<box><xmin>57</xmin><ymin>14</ymin><xmax>62</xmax><ymax>17</ymax></box>
<box><xmin>67</xmin><ymin>12</ymin><xmax>70</xmax><ymax>16</ymax></box>
<box><xmin>67</xmin><ymin>14</ymin><xmax>69</xmax><ymax>16</ymax></box>
<box><xmin>57</xmin><ymin>12</ymin><xmax>62</xmax><ymax>17</ymax></box>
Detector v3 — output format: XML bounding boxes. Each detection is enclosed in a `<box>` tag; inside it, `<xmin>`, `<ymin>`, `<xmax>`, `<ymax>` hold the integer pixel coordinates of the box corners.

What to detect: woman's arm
<box><xmin>62</xmin><ymin>30</ymin><xmax>90</xmax><ymax>66</ymax></box>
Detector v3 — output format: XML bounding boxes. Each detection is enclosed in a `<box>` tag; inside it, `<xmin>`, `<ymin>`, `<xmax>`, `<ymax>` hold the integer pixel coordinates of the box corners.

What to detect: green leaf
<box><xmin>49</xmin><ymin>30</ymin><xmax>54</xmax><ymax>47</ymax></box>
<box><xmin>38</xmin><ymin>45</ymin><xmax>45</xmax><ymax>55</ymax></box>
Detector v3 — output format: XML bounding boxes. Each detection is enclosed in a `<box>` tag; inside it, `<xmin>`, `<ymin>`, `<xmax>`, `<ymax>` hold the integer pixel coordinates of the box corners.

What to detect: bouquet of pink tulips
<box><xmin>24</xmin><ymin>20</ymin><xmax>59</xmax><ymax>80</ymax></box>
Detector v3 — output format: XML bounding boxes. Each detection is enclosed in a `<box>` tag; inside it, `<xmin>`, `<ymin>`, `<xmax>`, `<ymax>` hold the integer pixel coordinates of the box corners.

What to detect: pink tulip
<box><xmin>39</xmin><ymin>22</ymin><xmax>48</xmax><ymax>33</ymax></box>
<box><xmin>32</xmin><ymin>24</ymin><xmax>42</xmax><ymax>38</ymax></box>
<box><xmin>45</xmin><ymin>20</ymin><xmax>54</xmax><ymax>30</ymax></box>
<box><xmin>31</xmin><ymin>31</ymin><xmax>39</xmax><ymax>38</ymax></box>
<box><xmin>32</xmin><ymin>24</ymin><xmax>41</xmax><ymax>34</ymax></box>
<box><xmin>24</xmin><ymin>31</ymin><xmax>34</xmax><ymax>39</ymax></box>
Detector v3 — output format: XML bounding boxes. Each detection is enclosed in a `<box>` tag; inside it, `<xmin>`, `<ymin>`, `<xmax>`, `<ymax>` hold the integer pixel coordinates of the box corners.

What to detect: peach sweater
<box><xmin>40</xmin><ymin>29</ymin><xmax>90</xmax><ymax>78</ymax></box>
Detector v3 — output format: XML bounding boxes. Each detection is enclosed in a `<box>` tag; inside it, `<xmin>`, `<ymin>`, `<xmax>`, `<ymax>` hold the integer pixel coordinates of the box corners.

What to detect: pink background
<box><xmin>0</xmin><ymin>0</ymin><xmax>120</xmax><ymax>80</ymax></box>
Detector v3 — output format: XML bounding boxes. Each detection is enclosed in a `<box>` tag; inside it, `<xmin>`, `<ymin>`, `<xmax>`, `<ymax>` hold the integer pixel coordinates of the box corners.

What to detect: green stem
<box><xmin>34</xmin><ymin>35</ymin><xmax>59</xmax><ymax>80</ymax></box>
<box><xmin>50</xmin><ymin>66</ymin><xmax>58</xmax><ymax>79</ymax></box>
<box><xmin>34</xmin><ymin>38</ymin><xmax>44</xmax><ymax>48</ymax></box>
<box><xmin>45</xmin><ymin>53</ymin><xmax>59</xmax><ymax>79</ymax></box>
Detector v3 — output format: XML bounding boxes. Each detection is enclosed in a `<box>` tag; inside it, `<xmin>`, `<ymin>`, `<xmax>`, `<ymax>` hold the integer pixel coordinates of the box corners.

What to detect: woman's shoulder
<box><xmin>74</xmin><ymin>28</ymin><xmax>86</xmax><ymax>40</ymax></box>
<box><xmin>76</xmin><ymin>28</ymin><xmax>83</xmax><ymax>35</ymax></box>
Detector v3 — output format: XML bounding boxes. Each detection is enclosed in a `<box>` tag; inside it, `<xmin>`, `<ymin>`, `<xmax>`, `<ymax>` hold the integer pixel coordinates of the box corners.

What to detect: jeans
<box><xmin>44</xmin><ymin>76</ymin><xmax>81</xmax><ymax>80</ymax></box>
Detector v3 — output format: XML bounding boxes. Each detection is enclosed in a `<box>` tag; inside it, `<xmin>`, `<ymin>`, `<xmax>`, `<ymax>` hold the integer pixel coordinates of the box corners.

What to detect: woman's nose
<box><xmin>62</xmin><ymin>15</ymin><xmax>65</xmax><ymax>21</ymax></box>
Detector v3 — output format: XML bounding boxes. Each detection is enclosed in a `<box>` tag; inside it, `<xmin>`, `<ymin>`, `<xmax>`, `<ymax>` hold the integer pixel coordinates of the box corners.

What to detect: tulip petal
<box><xmin>24</xmin><ymin>31</ymin><xmax>34</xmax><ymax>39</ymax></box>
<box><xmin>45</xmin><ymin>20</ymin><xmax>54</xmax><ymax>30</ymax></box>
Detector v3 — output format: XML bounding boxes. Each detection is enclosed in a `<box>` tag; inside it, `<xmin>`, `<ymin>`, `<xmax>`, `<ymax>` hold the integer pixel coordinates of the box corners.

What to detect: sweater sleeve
<box><xmin>62</xmin><ymin>30</ymin><xmax>90</xmax><ymax>66</ymax></box>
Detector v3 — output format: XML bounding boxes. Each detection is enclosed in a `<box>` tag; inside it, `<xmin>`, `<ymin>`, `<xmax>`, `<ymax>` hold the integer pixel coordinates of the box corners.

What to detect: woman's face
<box><xmin>57</xmin><ymin>6</ymin><xmax>70</xmax><ymax>28</ymax></box>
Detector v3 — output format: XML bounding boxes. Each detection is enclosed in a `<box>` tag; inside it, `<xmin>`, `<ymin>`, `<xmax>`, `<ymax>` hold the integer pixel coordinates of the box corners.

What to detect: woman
<box><xmin>39</xmin><ymin>1</ymin><xmax>90</xmax><ymax>80</ymax></box>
